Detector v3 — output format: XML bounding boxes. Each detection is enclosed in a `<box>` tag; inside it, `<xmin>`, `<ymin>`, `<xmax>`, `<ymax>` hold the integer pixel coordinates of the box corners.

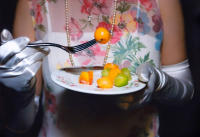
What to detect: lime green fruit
<box><xmin>121</xmin><ymin>67</ymin><xmax>132</xmax><ymax>80</ymax></box>
<box><xmin>114</xmin><ymin>73</ymin><xmax>128</xmax><ymax>87</ymax></box>
<box><xmin>101</xmin><ymin>68</ymin><xmax>110</xmax><ymax>77</ymax></box>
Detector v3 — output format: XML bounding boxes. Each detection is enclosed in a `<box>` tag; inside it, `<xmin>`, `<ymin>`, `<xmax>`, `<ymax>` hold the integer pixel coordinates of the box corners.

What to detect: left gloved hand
<box><xmin>136</xmin><ymin>61</ymin><xmax>194</xmax><ymax>104</ymax></box>
<box><xmin>118</xmin><ymin>61</ymin><xmax>194</xmax><ymax>110</ymax></box>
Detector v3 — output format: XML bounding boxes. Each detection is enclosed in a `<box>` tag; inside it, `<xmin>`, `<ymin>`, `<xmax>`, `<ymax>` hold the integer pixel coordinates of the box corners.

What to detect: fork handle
<box><xmin>27</xmin><ymin>42</ymin><xmax>67</xmax><ymax>52</ymax></box>
<box><xmin>28</xmin><ymin>42</ymin><xmax>62</xmax><ymax>47</ymax></box>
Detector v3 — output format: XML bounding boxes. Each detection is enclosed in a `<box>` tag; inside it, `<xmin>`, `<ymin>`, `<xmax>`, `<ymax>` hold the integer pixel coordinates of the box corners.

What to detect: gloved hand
<box><xmin>136</xmin><ymin>61</ymin><xmax>194</xmax><ymax>105</ymax></box>
<box><xmin>0</xmin><ymin>29</ymin><xmax>49</xmax><ymax>91</ymax></box>
<box><xmin>0</xmin><ymin>29</ymin><xmax>49</xmax><ymax>134</ymax></box>
<box><xmin>118</xmin><ymin>60</ymin><xmax>194</xmax><ymax>110</ymax></box>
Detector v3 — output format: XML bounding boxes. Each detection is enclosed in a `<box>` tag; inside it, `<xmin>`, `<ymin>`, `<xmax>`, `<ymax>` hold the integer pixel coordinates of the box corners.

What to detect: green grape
<box><xmin>114</xmin><ymin>73</ymin><xmax>128</xmax><ymax>87</ymax></box>
<box><xmin>101</xmin><ymin>68</ymin><xmax>110</xmax><ymax>77</ymax></box>
<box><xmin>121</xmin><ymin>67</ymin><xmax>132</xmax><ymax>80</ymax></box>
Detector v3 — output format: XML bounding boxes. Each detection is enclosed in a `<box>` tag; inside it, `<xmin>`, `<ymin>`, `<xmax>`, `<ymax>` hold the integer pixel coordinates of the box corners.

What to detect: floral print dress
<box><xmin>29</xmin><ymin>0</ymin><xmax>163</xmax><ymax>137</ymax></box>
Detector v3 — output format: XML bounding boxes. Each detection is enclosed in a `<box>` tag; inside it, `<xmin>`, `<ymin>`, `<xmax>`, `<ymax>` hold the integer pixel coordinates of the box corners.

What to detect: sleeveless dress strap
<box><xmin>45</xmin><ymin>2</ymin><xmax>52</xmax><ymax>32</ymax></box>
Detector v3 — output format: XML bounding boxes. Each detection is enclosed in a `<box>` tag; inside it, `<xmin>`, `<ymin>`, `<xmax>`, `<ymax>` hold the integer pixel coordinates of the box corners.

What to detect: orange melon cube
<box><xmin>104</xmin><ymin>63</ymin><xmax>119</xmax><ymax>70</ymax></box>
<box><xmin>108</xmin><ymin>68</ymin><xmax>121</xmax><ymax>82</ymax></box>
<box><xmin>97</xmin><ymin>77</ymin><xmax>113</xmax><ymax>89</ymax></box>
<box><xmin>79</xmin><ymin>71</ymin><xmax>93</xmax><ymax>85</ymax></box>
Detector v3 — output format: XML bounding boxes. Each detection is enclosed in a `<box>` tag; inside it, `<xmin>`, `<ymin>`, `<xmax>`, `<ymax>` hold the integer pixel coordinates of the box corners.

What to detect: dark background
<box><xmin>0</xmin><ymin>0</ymin><xmax>17</xmax><ymax>32</ymax></box>
<box><xmin>0</xmin><ymin>0</ymin><xmax>200</xmax><ymax>137</ymax></box>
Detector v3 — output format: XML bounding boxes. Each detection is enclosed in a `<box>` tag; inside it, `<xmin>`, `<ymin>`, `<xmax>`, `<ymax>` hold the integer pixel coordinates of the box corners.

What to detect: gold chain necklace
<box><xmin>65</xmin><ymin>0</ymin><xmax>118</xmax><ymax>66</ymax></box>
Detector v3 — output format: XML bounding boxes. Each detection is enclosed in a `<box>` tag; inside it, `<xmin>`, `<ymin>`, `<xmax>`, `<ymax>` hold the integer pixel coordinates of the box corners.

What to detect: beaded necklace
<box><xmin>64</xmin><ymin>0</ymin><xmax>118</xmax><ymax>66</ymax></box>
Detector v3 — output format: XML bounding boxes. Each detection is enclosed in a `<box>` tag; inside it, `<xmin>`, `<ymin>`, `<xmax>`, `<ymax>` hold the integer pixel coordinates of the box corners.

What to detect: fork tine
<box><xmin>73</xmin><ymin>39</ymin><xmax>97</xmax><ymax>50</ymax></box>
<box><xmin>72</xmin><ymin>39</ymin><xmax>97</xmax><ymax>53</ymax></box>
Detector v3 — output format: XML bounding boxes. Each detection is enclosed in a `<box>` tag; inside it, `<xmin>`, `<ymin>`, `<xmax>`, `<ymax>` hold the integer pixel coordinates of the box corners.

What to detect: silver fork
<box><xmin>28</xmin><ymin>39</ymin><xmax>97</xmax><ymax>54</ymax></box>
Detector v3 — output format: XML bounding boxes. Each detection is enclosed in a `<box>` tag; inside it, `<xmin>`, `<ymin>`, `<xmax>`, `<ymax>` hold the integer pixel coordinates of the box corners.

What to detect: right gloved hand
<box><xmin>0</xmin><ymin>29</ymin><xmax>49</xmax><ymax>91</ymax></box>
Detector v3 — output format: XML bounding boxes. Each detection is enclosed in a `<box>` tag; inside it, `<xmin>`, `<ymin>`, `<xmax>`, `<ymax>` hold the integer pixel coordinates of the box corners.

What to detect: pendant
<box><xmin>88</xmin><ymin>15</ymin><xmax>92</xmax><ymax>23</ymax></box>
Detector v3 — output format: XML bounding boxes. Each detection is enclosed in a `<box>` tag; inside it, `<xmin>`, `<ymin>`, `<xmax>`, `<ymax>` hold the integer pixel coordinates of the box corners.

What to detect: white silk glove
<box><xmin>136</xmin><ymin>60</ymin><xmax>194</xmax><ymax>104</ymax></box>
<box><xmin>0</xmin><ymin>29</ymin><xmax>49</xmax><ymax>91</ymax></box>
<box><xmin>0</xmin><ymin>29</ymin><xmax>50</xmax><ymax>134</ymax></box>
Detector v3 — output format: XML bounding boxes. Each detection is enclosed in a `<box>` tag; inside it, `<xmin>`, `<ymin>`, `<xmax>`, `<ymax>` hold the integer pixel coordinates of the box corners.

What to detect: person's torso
<box><xmin>29</xmin><ymin>0</ymin><xmax>163</xmax><ymax>137</ymax></box>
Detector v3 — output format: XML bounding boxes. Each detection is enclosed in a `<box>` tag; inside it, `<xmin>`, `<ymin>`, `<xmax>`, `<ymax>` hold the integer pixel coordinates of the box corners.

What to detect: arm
<box><xmin>14</xmin><ymin>0</ymin><xmax>43</xmax><ymax>96</ymax></box>
<box><xmin>13</xmin><ymin>0</ymin><xmax>42</xmax><ymax>95</ymax></box>
<box><xmin>13</xmin><ymin>0</ymin><xmax>35</xmax><ymax>41</ymax></box>
<box><xmin>14</xmin><ymin>0</ymin><xmax>43</xmax><ymax>97</ymax></box>
<box><xmin>1</xmin><ymin>0</ymin><xmax>48</xmax><ymax>135</ymax></box>
<box><xmin>0</xmin><ymin>30</ymin><xmax>48</xmax><ymax>136</ymax></box>
<box><xmin>159</xmin><ymin>0</ymin><xmax>187</xmax><ymax>65</ymax></box>
<box><xmin>136</xmin><ymin>0</ymin><xmax>194</xmax><ymax>105</ymax></box>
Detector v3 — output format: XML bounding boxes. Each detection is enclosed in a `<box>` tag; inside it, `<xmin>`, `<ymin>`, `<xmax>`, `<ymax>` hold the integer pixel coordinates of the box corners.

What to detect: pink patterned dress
<box><xmin>29</xmin><ymin>0</ymin><xmax>163</xmax><ymax>137</ymax></box>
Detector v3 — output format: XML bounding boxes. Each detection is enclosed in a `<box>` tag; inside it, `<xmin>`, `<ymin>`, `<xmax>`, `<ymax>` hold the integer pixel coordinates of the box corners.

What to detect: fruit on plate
<box><xmin>78</xmin><ymin>63</ymin><xmax>132</xmax><ymax>89</ymax></box>
<box><xmin>79</xmin><ymin>71</ymin><xmax>93</xmax><ymax>85</ymax></box>
<box><xmin>97</xmin><ymin>63</ymin><xmax>132</xmax><ymax>89</ymax></box>
<box><xmin>104</xmin><ymin>63</ymin><xmax>119</xmax><ymax>70</ymax></box>
<box><xmin>94</xmin><ymin>27</ymin><xmax>111</xmax><ymax>44</ymax></box>
<box><xmin>101</xmin><ymin>68</ymin><xmax>110</xmax><ymax>77</ymax></box>
<box><xmin>97</xmin><ymin>77</ymin><xmax>113</xmax><ymax>89</ymax></box>
<box><xmin>108</xmin><ymin>68</ymin><xmax>121</xmax><ymax>82</ymax></box>
<box><xmin>114</xmin><ymin>73</ymin><xmax>129</xmax><ymax>87</ymax></box>
<box><xmin>121</xmin><ymin>67</ymin><xmax>132</xmax><ymax>80</ymax></box>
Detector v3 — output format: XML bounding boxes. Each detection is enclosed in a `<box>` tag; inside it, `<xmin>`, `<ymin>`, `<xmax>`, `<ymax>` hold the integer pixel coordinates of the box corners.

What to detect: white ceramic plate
<box><xmin>51</xmin><ymin>70</ymin><xmax>146</xmax><ymax>95</ymax></box>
